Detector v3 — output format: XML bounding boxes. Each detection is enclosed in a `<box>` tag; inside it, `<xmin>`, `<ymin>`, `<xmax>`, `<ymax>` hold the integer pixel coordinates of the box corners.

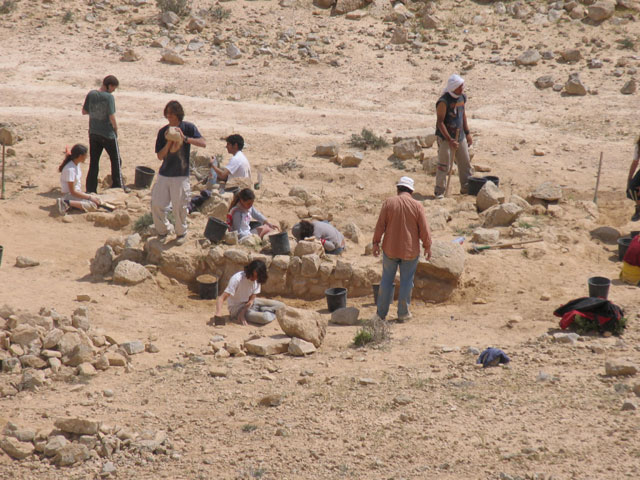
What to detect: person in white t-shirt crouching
<box><xmin>215</xmin><ymin>260</ymin><xmax>285</xmax><ymax>325</ymax></box>
<box><xmin>211</xmin><ymin>134</ymin><xmax>251</xmax><ymax>182</ymax></box>
<box><xmin>57</xmin><ymin>144</ymin><xmax>102</xmax><ymax>215</ymax></box>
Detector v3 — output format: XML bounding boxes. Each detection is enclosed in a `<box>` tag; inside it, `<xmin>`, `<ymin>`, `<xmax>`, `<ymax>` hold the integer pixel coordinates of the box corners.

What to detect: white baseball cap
<box><xmin>396</xmin><ymin>176</ymin><xmax>415</xmax><ymax>192</ymax></box>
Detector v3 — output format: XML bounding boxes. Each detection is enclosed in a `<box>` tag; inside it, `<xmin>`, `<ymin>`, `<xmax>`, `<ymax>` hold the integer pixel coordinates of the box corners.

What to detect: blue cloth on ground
<box><xmin>477</xmin><ymin>348</ymin><xmax>510</xmax><ymax>368</ymax></box>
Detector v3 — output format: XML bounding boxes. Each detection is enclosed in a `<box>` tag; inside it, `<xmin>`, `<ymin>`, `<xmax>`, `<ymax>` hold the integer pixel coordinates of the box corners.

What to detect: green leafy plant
<box><xmin>572</xmin><ymin>314</ymin><xmax>627</xmax><ymax>336</ymax></box>
<box><xmin>156</xmin><ymin>0</ymin><xmax>190</xmax><ymax>17</ymax></box>
<box><xmin>62</xmin><ymin>10</ymin><xmax>73</xmax><ymax>23</ymax></box>
<box><xmin>242</xmin><ymin>424</ymin><xmax>258</xmax><ymax>433</ymax></box>
<box><xmin>0</xmin><ymin>0</ymin><xmax>17</xmax><ymax>14</ymax></box>
<box><xmin>353</xmin><ymin>316</ymin><xmax>390</xmax><ymax>347</ymax></box>
<box><xmin>617</xmin><ymin>37</ymin><xmax>636</xmax><ymax>50</ymax></box>
<box><xmin>349</xmin><ymin>128</ymin><xmax>388</xmax><ymax>150</ymax></box>
<box><xmin>353</xmin><ymin>329</ymin><xmax>373</xmax><ymax>347</ymax></box>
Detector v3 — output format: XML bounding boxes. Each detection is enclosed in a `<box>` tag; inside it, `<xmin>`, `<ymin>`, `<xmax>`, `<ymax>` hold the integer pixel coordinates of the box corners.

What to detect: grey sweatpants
<box><xmin>435</xmin><ymin>137</ymin><xmax>473</xmax><ymax>195</ymax></box>
<box><xmin>229</xmin><ymin>298</ymin><xmax>286</xmax><ymax>325</ymax></box>
<box><xmin>151</xmin><ymin>174</ymin><xmax>189</xmax><ymax>236</ymax></box>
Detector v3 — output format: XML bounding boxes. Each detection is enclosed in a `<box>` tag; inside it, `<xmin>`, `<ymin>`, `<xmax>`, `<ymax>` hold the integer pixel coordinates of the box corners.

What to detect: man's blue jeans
<box><xmin>376</xmin><ymin>253</ymin><xmax>419</xmax><ymax>320</ymax></box>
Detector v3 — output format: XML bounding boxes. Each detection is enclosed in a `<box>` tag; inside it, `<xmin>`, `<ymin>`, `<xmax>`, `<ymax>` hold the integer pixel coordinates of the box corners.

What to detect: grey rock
<box><xmin>278</xmin><ymin>307</ymin><xmax>327</xmax><ymax>348</ymax></box>
<box><xmin>342</xmin><ymin>222</ymin><xmax>361</xmax><ymax>244</ymax></box>
<box><xmin>590</xmin><ymin>226</ymin><xmax>620</xmax><ymax>244</ymax></box>
<box><xmin>15</xmin><ymin>256</ymin><xmax>39</xmax><ymax>268</ymax></box>
<box><xmin>472</xmin><ymin>228</ymin><xmax>499</xmax><ymax>244</ymax></box>
<box><xmin>54</xmin><ymin>417</ymin><xmax>100</xmax><ymax>435</ymax></box>
<box><xmin>288</xmin><ymin>337</ymin><xmax>317</xmax><ymax>356</ymax></box>
<box><xmin>553</xmin><ymin>332</ymin><xmax>580</xmax><ymax>344</ymax></box>
<box><xmin>605</xmin><ymin>360</ymin><xmax>638</xmax><ymax>377</ymax></box>
<box><xmin>481</xmin><ymin>203</ymin><xmax>523</xmax><ymax>227</ymax></box>
<box><xmin>2</xmin><ymin>358</ymin><xmax>22</xmax><ymax>374</ymax></box>
<box><xmin>187</xmin><ymin>16</ymin><xmax>206</xmax><ymax>33</ymax></box>
<box><xmin>151</xmin><ymin>36</ymin><xmax>170</xmax><ymax>48</ymax></box>
<box><xmin>560</xmin><ymin>48</ymin><xmax>582</xmax><ymax>63</ymax></box>
<box><xmin>0</xmin><ymin>436</ymin><xmax>34</xmax><ymax>459</ymax></box>
<box><xmin>121</xmin><ymin>340</ymin><xmax>145</xmax><ymax>355</ymax></box>
<box><xmin>516</xmin><ymin>49</ymin><xmax>541</xmax><ymax>66</ymax></box>
<box><xmin>622</xmin><ymin>399</ymin><xmax>638</xmax><ymax>411</ymax></box>
<box><xmin>19</xmin><ymin>369</ymin><xmax>46</xmax><ymax>391</ymax></box>
<box><xmin>44</xmin><ymin>436</ymin><xmax>69</xmax><ymax>457</ymax></box>
<box><xmin>90</xmin><ymin>245</ymin><xmax>114</xmax><ymax>277</ymax></box>
<box><xmin>476</xmin><ymin>181</ymin><xmax>505</xmax><ymax>213</ymax></box>
<box><xmin>621</xmin><ymin>79</ymin><xmax>636</xmax><ymax>95</ymax></box>
<box><xmin>587</xmin><ymin>0</ymin><xmax>615</xmax><ymax>22</ymax></box>
<box><xmin>564</xmin><ymin>73</ymin><xmax>587</xmax><ymax>96</ymax></box>
<box><xmin>531</xmin><ymin>181</ymin><xmax>562</xmax><ymax>201</ymax></box>
<box><xmin>53</xmin><ymin>443</ymin><xmax>90</xmax><ymax>466</ymax></box>
<box><xmin>535</xmin><ymin>75</ymin><xmax>554</xmax><ymax>89</ymax></box>
<box><xmin>315</xmin><ymin>142</ymin><xmax>339</xmax><ymax>157</ymax></box>
<box><xmin>244</xmin><ymin>335</ymin><xmax>291</xmax><ymax>356</ymax></box>
<box><xmin>331</xmin><ymin>307</ymin><xmax>360</xmax><ymax>325</ymax></box>
<box><xmin>161</xmin><ymin>11</ymin><xmax>180</xmax><ymax>27</ymax></box>
<box><xmin>113</xmin><ymin>260</ymin><xmax>151</xmax><ymax>285</ymax></box>
<box><xmin>10</xmin><ymin>324</ymin><xmax>39</xmax><ymax>347</ymax></box>
<box><xmin>66</xmin><ymin>344</ymin><xmax>94</xmax><ymax>367</ymax></box>
<box><xmin>393</xmin><ymin>139</ymin><xmax>421</xmax><ymax>159</ymax></box>
<box><xmin>226</xmin><ymin>43</ymin><xmax>242</xmax><ymax>59</ymax></box>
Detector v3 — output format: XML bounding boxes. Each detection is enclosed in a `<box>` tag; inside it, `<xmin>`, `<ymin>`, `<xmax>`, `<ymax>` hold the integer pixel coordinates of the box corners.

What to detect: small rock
<box><xmin>120</xmin><ymin>340</ymin><xmax>145</xmax><ymax>355</ymax></box>
<box><xmin>53</xmin><ymin>443</ymin><xmax>90</xmax><ymax>466</ymax></box>
<box><xmin>226</xmin><ymin>43</ymin><xmax>242</xmax><ymax>59</ymax></box>
<box><xmin>359</xmin><ymin>378</ymin><xmax>376</xmax><ymax>385</ymax></box>
<box><xmin>15</xmin><ymin>256</ymin><xmax>39</xmax><ymax>268</ymax></box>
<box><xmin>259</xmin><ymin>394</ymin><xmax>282</xmax><ymax>407</ymax></box>
<box><xmin>531</xmin><ymin>182</ymin><xmax>562</xmax><ymax>201</ymax></box>
<box><xmin>120</xmin><ymin>49</ymin><xmax>140</xmax><ymax>62</ymax></box>
<box><xmin>341</xmin><ymin>151</ymin><xmax>363</xmax><ymax>168</ymax></box>
<box><xmin>621</xmin><ymin>79</ymin><xmax>636</xmax><ymax>95</ymax></box>
<box><xmin>0</xmin><ymin>436</ymin><xmax>35</xmax><ymax>459</ymax></box>
<box><xmin>54</xmin><ymin>417</ymin><xmax>101</xmax><ymax>435</ymax></box>
<box><xmin>553</xmin><ymin>332</ymin><xmax>579</xmax><ymax>344</ymax></box>
<box><xmin>516</xmin><ymin>49</ymin><xmax>541</xmax><ymax>66</ymax></box>
<box><xmin>564</xmin><ymin>73</ymin><xmax>587</xmax><ymax>96</ymax></box>
<box><xmin>316</xmin><ymin>142</ymin><xmax>339</xmax><ymax>157</ymax></box>
<box><xmin>605</xmin><ymin>360</ymin><xmax>638</xmax><ymax>377</ymax></box>
<box><xmin>161</xmin><ymin>50</ymin><xmax>185</xmax><ymax>65</ymax></box>
<box><xmin>288</xmin><ymin>337</ymin><xmax>316</xmax><ymax>356</ymax></box>
<box><xmin>621</xmin><ymin>399</ymin><xmax>637</xmax><ymax>411</ymax></box>
<box><xmin>330</xmin><ymin>307</ymin><xmax>360</xmax><ymax>326</ymax></box>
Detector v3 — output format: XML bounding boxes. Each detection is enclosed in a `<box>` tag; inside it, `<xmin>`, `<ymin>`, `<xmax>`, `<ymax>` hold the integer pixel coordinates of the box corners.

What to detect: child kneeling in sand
<box><xmin>215</xmin><ymin>260</ymin><xmax>285</xmax><ymax>325</ymax></box>
<box><xmin>57</xmin><ymin>144</ymin><xmax>102</xmax><ymax>215</ymax></box>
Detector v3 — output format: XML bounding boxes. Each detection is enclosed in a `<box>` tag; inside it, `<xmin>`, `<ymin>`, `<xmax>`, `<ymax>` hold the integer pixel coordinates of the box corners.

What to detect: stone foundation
<box><xmin>93</xmin><ymin>235</ymin><xmax>465</xmax><ymax>303</ymax></box>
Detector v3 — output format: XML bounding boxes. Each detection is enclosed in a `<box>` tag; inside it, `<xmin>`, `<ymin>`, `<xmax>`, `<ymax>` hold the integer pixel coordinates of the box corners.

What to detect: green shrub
<box><xmin>242</xmin><ymin>424</ymin><xmax>257</xmax><ymax>433</ymax></box>
<box><xmin>62</xmin><ymin>10</ymin><xmax>73</xmax><ymax>23</ymax></box>
<box><xmin>349</xmin><ymin>128</ymin><xmax>388</xmax><ymax>150</ymax></box>
<box><xmin>156</xmin><ymin>0</ymin><xmax>190</xmax><ymax>17</ymax></box>
<box><xmin>353</xmin><ymin>329</ymin><xmax>373</xmax><ymax>347</ymax></box>
<box><xmin>353</xmin><ymin>316</ymin><xmax>390</xmax><ymax>347</ymax></box>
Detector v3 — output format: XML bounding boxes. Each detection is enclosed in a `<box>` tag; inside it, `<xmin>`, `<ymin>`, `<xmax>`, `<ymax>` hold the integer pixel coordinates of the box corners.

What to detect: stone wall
<box><xmin>92</xmin><ymin>235</ymin><xmax>465</xmax><ymax>303</ymax></box>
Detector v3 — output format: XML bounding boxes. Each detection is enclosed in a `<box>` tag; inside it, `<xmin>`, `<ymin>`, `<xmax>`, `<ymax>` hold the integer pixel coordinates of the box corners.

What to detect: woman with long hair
<box><xmin>226</xmin><ymin>188</ymin><xmax>277</xmax><ymax>239</ymax></box>
<box><xmin>57</xmin><ymin>144</ymin><xmax>102</xmax><ymax>215</ymax></box>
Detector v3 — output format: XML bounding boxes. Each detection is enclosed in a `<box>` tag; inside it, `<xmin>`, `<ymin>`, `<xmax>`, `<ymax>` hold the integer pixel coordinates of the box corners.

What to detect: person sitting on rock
<box><xmin>620</xmin><ymin>234</ymin><xmax>640</xmax><ymax>286</ymax></box>
<box><xmin>215</xmin><ymin>260</ymin><xmax>285</xmax><ymax>325</ymax></box>
<box><xmin>226</xmin><ymin>188</ymin><xmax>277</xmax><ymax>239</ymax></box>
<box><xmin>211</xmin><ymin>134</ymin><xmax>251</xmax><ymax>182</ymax></box>
<box><xmin>627</xmin><ymin>135</ymin><xmax>640</xmax><ymax>222</ymax></box>
<box><xmin>292</xmin><ymin>220</ymin><xmax>346</xmax><ymax>255</ymax></box>
<box><xmin>57</xmin><ymin>144</ymin><xmax>102</xmax><ymax>215</ymax></box>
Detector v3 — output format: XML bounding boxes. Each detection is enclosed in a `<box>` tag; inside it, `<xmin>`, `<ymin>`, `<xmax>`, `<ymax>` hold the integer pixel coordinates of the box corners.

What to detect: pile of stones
<box><xmin>0</xmin><ymin>417</ymin><xmax>172</xmax><ymax>469</ymax></box>
<box><xmin>0</xmin><ymin>304</ymin><xmax>154</xmax><ymax>398</ymax></box>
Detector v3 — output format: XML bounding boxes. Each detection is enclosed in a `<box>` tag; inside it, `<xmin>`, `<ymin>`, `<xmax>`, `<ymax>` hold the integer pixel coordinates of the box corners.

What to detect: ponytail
<box><xmin>58</xmin><ymin>144</ymin><xmax>88</xmax><ymax>172</ymax></box>
<box><xmin>228</xmin><ymin>188</ymin><xmax>255</xmax><ymax>213</ymax></box>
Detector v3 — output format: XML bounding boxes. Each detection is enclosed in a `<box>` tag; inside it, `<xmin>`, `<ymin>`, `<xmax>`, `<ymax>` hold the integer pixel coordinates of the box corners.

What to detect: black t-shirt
<box><xmin>155</xmin><ymin>121</ymin><xmax>202</xmax><ymax>177</ymax></box>
<box><xmin>435</xmin><ymin>93</ymin><xmax>467</xmax><ymax>142</ymax></box>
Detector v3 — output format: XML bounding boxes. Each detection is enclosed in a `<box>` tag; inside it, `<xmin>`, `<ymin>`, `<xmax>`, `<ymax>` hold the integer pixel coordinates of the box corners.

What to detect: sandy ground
<box><xmin>1</xmin><ymin>0</ymin><xmax>639</xmax><ymax>479</ymax></box>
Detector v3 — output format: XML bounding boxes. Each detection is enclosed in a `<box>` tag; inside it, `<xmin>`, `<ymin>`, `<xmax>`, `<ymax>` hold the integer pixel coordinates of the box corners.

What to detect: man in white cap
<box><xmin>371</xmin><ymin>177</ymin><xmax>432</xmax><ymax>322</ymax></box>
<box><xmin>434</xmin><ymin>74</ymin><xmax>473</xmax><ymax>199</ymax></box>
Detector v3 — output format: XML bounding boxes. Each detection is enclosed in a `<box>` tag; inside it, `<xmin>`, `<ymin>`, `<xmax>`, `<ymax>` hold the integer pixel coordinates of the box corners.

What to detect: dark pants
<box><xmin>627</xmin><ymin>170</ymin><xmax>640</xmax><ymax>202</ymax></box>
<box><xmin>86</xmin><ymin>133</ymin><xmax>122</xmax><ymax>193</ymax></box>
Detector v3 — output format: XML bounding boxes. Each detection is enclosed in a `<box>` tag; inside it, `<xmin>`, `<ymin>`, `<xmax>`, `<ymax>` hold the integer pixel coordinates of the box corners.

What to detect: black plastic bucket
<box><xmin>197</xmin><ymin>274</ymin><xmax>218</xmax><ymax>300</ymax></box>
<box><xmin>618</xmin><ymin>236</ymin><xmax>632</xmax><ymax>261</ymax></box>
<box><xmin>630</xmin><ymin>230</ymin><xmax>639</xmax><ymax>239</ymax></box>
<box><xmin>0</xmin><ymin>245</ymin><xmax>3</xmax><ymax>267</ymax></box>
<box><xmin>325</xmin><ymin>287</ymin><xmax>347</xmax><ymax>312</ymax></box>
<box><xmin>135</xmin><ymin>166</ymin><xmax>155</xmax><ymax>189</ymax></box>
<box><xmin>468</xmin><ymin>177</ymin><xmax>488</xmax><ymax>196</ymax></box>
<box><xmin>269</xmin><ymin>232</ymin><xmax>291</xmax><ymax>255</ymax></box>
<box><xmin>372</xmin><ymin>283</ymin><xmax>396</xmax><ymax>304</ymax></box>
<box><xmin>483</xmin><ymin>175</ymin><xmax>500</xmax><ymax>187</ymax></box>
<box><xmin>588</xmin><ymin>276</ymin><xmax>611</xmax><ymax>299</ymax></box>
<box><xmin>204</xmin><ymin>217</ymin><xmax>228</xmax><ymax>244</ymax></box>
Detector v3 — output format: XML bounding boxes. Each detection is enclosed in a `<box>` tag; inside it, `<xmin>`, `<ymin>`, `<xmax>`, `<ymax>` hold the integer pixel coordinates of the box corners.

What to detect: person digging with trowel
<box><xmin>434</xmin><ymin>74</ymin><xmax>473</xmax><ymax>199</ymax></box>
<box><xmin>57</xmin><ymin>144</ymin><xmax>105</xmax><ymax>215</ymax></box>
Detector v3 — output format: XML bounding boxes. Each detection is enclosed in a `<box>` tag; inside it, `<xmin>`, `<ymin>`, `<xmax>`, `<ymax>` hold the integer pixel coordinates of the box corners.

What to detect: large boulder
<box><xmin>160</xmin><ymin>250</ymin><xmax>201</xmax><ymax>283</ymax></box>
<box><xmin>531</xmin><ymin>182</ymin><xmax>562</xmax><ymax>201</ymax></box>
<box><xmin>113</xmin><ymin>260</ymin><xmax>151</xmax><ymax>285</ymax></box>
<box><xmin>415</xmin><ymin>240</ymin><xmax>465</xmax><ymax>303</ymax></box>
<box><xmin>476</xmin><ymin>181</ymin><xmax>505</xmax><ymax>212</ymax></box>
<box><xmin>341</xmin><ymin>151</ymin><xmax>363</xmax><ymax>168</ymax></box>
<box><xmin>278</xmin><ymin>307</ymin><xmax>327</xmax><ymax>348</ymax></box>
<box><xmin>481</xmin><ymin>203</ymin><xmax>523</xmax><ymax>227</ymax></box>
<box><xmin>315</xmin><ymin>142</ymin><xmax>339</xmax><ymax>157</ymax></box>
<box><xmin>393</xmin><ymin>139</ymin><xmax>421</xmax><ymax>160</ymax></box>
<box><xmin>294</xmin><ymin>239</ymin><xmax>324</xmax><ymax>257</ymax></box>
<box><xmin>244</xmin><ymin>335</ymin><xmax>291</xmax><ymax>356</ymax></box>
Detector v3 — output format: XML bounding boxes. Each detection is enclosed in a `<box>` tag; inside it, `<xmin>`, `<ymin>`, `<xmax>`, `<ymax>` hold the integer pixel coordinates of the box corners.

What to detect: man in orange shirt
<box><xmin>372</xmin><ymin>177</ymin><xmax>432</xmax><ymax>322</ymax></box>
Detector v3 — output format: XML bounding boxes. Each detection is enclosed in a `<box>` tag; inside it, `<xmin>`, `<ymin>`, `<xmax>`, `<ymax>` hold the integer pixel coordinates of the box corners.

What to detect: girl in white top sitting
<box><xmin>226</xmin><ymin>188</ymin><xmax>277</xmax><ymax>239</ymax></box>
<box><xmin>57</xmin><ymin>144</ymin><xmax>102</xmax><ymax>215</ymax></box>
<box><xmin>215</xmin><ymin>260</ymin><xmax>285</xmax><ymax>325</ymax></box>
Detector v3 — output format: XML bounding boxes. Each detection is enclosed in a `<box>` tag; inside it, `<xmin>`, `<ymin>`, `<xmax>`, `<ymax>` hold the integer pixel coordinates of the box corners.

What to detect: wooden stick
<box><xmin>444</xmin><ymin>128</ymin><xmax>459</xmax><ymax>198</ymax></box>
<box><xmin>593</xmin><ymin>151</ymin><xmax>603</xmax><ymax>204</ymax></box>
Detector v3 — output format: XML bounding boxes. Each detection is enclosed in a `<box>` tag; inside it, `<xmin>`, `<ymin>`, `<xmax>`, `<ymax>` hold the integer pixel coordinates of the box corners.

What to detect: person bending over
<box><xmin>215</xmin><ymin>260</ymin><xmax>285</xmax><ymax>325</ymax></box>
<box><xmin>292</xmin><ymin>220</ymin><xmax>346</xmax><ymax>255</ymax></box>
<box><xmin>226</xmin><ymin>188</ymin><xmax>277</xmax><ymax>239</ymax></box>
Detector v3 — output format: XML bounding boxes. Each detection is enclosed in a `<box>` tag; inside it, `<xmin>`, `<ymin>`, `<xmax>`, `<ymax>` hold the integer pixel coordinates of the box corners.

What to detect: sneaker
<box><xmin>370</xmin><ymin>313</ymin><xmax>384</xmax><ymax>322</ymax></box>
<box><xmin>175</xmin><ymin>234</ymin><xmax>187</xmax><ymax>246</ymax></box>
<box><xmin>435</xmin><ymin>193</ymin><xmax>444</xmax><ymax>200</ymax></box>
<box><xmin>57</xmin><ymin>198</ymin><xmax>69</xmax><ymax>216</ymax></box>
<box><xmin>632</xmin><ymin>207</ymin><xmax>640</xmax><ymax>222</ymax></box>
<box><xmin>397</xmin><ymin>313</ymin><xmax>413</xmax><ymax>323</ymax></box>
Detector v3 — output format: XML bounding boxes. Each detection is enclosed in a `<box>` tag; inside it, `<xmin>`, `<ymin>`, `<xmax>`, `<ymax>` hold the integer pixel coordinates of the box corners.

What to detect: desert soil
<box><xmin>0</xmin><ymin>0</ymin><xmax>639</xmax><ymax>479</ymax></box>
